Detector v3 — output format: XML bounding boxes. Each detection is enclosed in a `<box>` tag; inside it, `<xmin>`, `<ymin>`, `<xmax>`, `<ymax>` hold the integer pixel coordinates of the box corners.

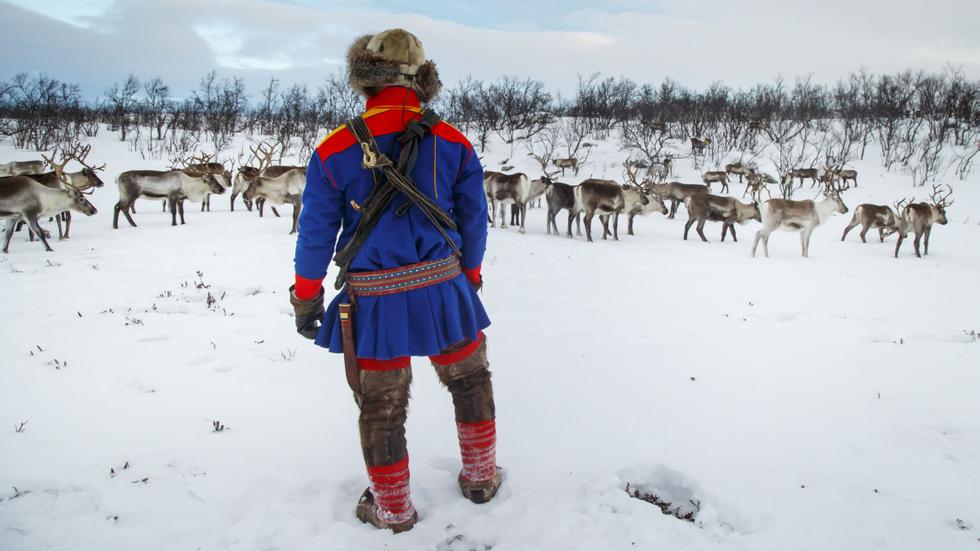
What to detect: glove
<box><xmin>463</xmin><ymin>265</ymin><xmax>483</xmax><ymax>291</ymax></box>
<box><xmin>289</xmin><ymin>285</ymin><xmax>324</xmax><ymax>340</ymax></box>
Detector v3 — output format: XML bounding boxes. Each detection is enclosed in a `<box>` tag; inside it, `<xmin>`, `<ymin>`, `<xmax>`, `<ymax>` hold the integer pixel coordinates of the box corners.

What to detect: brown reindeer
<box><xmin>114</xmin><ymin>153</ymin><xmax>225</xmax><ymax>228</ymax></box>
<box><xmin>725</xmin><ymin>162</ymin><xmax>754</xmax><ymax>183</ymax></box>
<box><xmin>702</xmin><ymin>171</ymin><xmax>729</xmax><ymax>193</ymax></box>
<box><xmin>752</xmin><ymin>182</ymin><xmax>850</xmax><ymax>258</ymax></box>
<box><xmin>1</xmin><ymin>175</ymin><xmax>98</xmax><ymax>253</ymax></box>
<box><xmin>683</xmin><ymin>194</ymin><xmax>760</xmax><ymax>243</ymax></box>
<box><xmin>647</xmin><ymin>181</ymin><xmax>710</xmax><ymax>219</ymax></box>
<box><xmin>485</xmin><ymin>172</ymin><xmax>530</xmax><ymax>232</ymax></box>
<box><xmin>0</xmin><ymin>160</ymin><xmax>46</xmax><ymax>177</ymax></box>
<box><xmin>621</xmin><ymin>165</ymin><xmax>667</xmax><ymax>235</ymax></box>
<box><xmin>544</xmin><ymin>179</ymin><xmax>581</xmax><ymax>238</ymax></box>
<box><xmin>788</xmin><ymin>168</ymin><xmax>820</xmax><ymax>188</ymax></box>
<box><xmin>574</xmin><ymin>179</ymin><xmax>625</xmax><ymax>242</ymax></box>
<box><xmin>840</xmin><ymin>199</ymin><xmax>910</xmax><ymax>248</ymax></box>
<box><xmin>743</xmin><ymin>171</ymin><xmax>773</xmax><ymax>204</ymax></box>
<box><xmin>690</xmin><ymin>137</ymin><xmax>710</xmax><ymax>154</ymax></box>
<box><xmin>898</xmin><ymin>184</ymin><xmax>953</xmax><ymax>258</ymax></box>
<box><xmin>26</xmin><ymin>144</ymin><xmax>106</xmax><ymax>239</ymax></box>
<box><xmin>552</xmin><ymin>158</ymin><xmax>578</xmax><ymax>176</ymax></box>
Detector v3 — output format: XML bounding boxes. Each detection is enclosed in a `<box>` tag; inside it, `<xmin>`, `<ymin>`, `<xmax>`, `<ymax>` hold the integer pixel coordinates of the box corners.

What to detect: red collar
<box><xmin>365</xmin><ymin>87</ymin><xmax>421</xmax><ymax>110</ymax></box>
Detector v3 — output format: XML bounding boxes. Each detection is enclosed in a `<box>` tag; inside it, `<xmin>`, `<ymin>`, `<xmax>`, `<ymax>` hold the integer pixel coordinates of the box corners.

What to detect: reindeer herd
<box><xmin>0</xmin><ymin>141</ymin><xmax>308</xmax><ymax>253</ymax></box>
<box><xmin>482</xmin><ymin>157</ymin><xmax>955</xmax><ymax>259</ymax></box>
<box><xmin>0</xmin><ymin>143</ymin><xmax>958</xmax><ymax>260</ymax></box>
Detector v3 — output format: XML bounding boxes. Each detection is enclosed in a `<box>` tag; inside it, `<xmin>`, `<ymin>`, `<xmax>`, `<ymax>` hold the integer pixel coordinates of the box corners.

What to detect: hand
<box><xmin>289</xmin><ymin>285</ymin><xmax>324</xmax><ymax>340</ymax></box>
<box><xmin>463</xmin><ymin>265</ymin><xmax>482</xmax><ymax>291</ymax></box>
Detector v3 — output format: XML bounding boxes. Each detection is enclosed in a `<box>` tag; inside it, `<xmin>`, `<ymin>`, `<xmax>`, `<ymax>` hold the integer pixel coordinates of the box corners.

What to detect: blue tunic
<box><xmin>293</xmin><ymin>87</ymin><xmax>490</xmax><ymax>360</ymax></box>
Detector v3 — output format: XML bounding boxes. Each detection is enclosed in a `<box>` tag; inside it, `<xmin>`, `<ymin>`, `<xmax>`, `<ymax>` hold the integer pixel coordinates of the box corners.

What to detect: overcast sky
<box><xmin>1</xmin><ymin>0</ymin><xmax>977</xmax><ymax>101</ymax></box>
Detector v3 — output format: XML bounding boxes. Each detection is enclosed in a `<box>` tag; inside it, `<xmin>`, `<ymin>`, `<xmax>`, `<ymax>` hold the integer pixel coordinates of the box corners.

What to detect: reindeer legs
<box><xmin>1</xmin><ymin>219</ymin><xmax>16</xmax><ymax>253</ymax></box>
<box><xmin>24</xmin><ymin>215</ymin><xmax>53</xmax><ymax>252</ymax></box>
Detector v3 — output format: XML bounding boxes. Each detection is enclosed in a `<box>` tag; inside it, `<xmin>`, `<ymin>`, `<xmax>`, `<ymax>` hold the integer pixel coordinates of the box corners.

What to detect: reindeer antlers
<box><xmin>41</xmin><ymin>143</ymin><xmax>105</xmax><ymax>184</ymax></box>
<box><xmin>893</xmin><ymin>197</ymin><xmax>913</xmax><ymax>216</ymax></box>
<box><xmin>929</xmin><ymin>183</ymin><xmax>954</xmax><ymax>208</ymax></box>
<box><xmin>249</xmin><ymin>141</ymin><xmax>280</xmax><ymax>174</ymax></box>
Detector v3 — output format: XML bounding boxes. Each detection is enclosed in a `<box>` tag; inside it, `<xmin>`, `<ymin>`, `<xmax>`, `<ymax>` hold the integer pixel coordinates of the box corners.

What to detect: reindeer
<box><xmin>690</xmin><ymin>137</ymin><xmax>710</xmax><ymax>154</ymax></box>
<box><xmin>544</xmin><ymin>179</ymin><xmax>581</xmax><ymax>238</ymax></box>
<box><xmin>485</xmin><ymin>172</ymin><xmax>530</xmax><ymax>232</ymax></box>
<box><xmin>752</xmin><ymin>182</ymin><xmax>849</xmax><ymax>258</ymax></box>
<box><xmin>683</xmin><ymin>194</ymin><xmax>761</xmax><ymax>243</ymax></box>
<box><xmin>181</xmin><ymin>161</ymin><xmax>231</xmax><ymax>211</ymax></box>
<box><xmin>233</xmin><ymin>165</ymin><xmax>297</xmax><ymax>216</ymax></box>
<box><xmin>503</xmin><ymin>174</ymin><xmax>550</xmax><ymax>227</ymax></box>
<box><xmin>233</xmin><ymin>166</ymin><xmax>260</xmax><ymax>211</ymax></box>
<box><xmin>240</xmin><ymin>143</ymin><xmax>305</xmax><ymax>234</ymax></box>
<box><xmin>743</xmin><ymin>171</ymin><xmax>773</xmax><ymax>204</ymax></box>
<box><xmin>574</xmin><ymin>179</ymin><xmax>626</xmax><ymax>242</ymax></box>
<box><xmin>0</xmin><ymin>160</ymin><xmax>46</xmax><ymax>177</ymax></box>
<box><xmin>826</xmin><ymin>168</ymin><xmax>858</xmax><ymax>188</ymax></box>
<box><xmin>840</xmin><ymin>199</ymin><xmax>911</xmax><ymax>252</ymax></box>
<box><xmin>788</xmin><ymin>168</ymin><xmax>820</xmax><ymax>188</ymax></box>
<box><xmin>702</xmin><ymin>171</ymin><xmax>729</xmax><ymax>193</ymax></box>
<box><xmin>621</xmin><ymin>164</ymin><xmax>667</xmax><ymax>235</ymax></box>
<box><xmin>552</xmin><ymin>158</ymin><xmax>578</xmax><ymax>176</ymax></box>
<box><xmin>24</xmin><ymin>145</ymin><xmax>106</xmax><ymax>239</ymax></box>
<box><xmin>898</xmin><ymin>184</ymin><xmax>953</xmax><ymax>258</ymax></box>
<box><xmin>113</xmin><ymin>153</ymin><xmax>225</xmax><ymax>228</ymax></box>
<box><xmin>1</xmin><ymin>171</ymin><xmax>98</xmax><ymax>253</ymax></box>
<box><xmin>725</xmin><ymin>162</ymin><xmax>754</xmax><ymax>183</ymax></box>
<box><xmin>241</xmin><ymin>169</ymin><xmax>305</xmax><ymax>233</ymax></box>
<box><xmin>646</xmin><ymin>181</ymin><xmax>710</xmax><ymax>219</ymax></box>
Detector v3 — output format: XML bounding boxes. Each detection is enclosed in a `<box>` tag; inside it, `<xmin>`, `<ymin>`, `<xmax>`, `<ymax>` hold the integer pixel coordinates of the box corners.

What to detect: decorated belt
<box><xmin>346</xmin><ymin>256</ymin><xmax>461</xmax><ymax>297</ymax></box>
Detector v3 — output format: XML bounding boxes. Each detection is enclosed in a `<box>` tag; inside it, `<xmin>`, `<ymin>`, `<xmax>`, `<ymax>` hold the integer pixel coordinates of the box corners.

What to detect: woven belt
<box><xmin>347</xmin><ymin>256</ymin><xmax>461</xmax><ymax>297</ymax></box>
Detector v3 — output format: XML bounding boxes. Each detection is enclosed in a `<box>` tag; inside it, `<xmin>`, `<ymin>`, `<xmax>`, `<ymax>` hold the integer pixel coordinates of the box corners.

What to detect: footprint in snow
<box><xmin>619</xmin><ymin>464</ymin><xmax>753</xmax><ymax>538</ymax></box>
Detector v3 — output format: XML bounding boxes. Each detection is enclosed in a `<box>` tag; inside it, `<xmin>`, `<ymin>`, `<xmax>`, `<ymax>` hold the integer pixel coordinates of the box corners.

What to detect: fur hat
<box><xmin>346</xmin><ymin>29</ymin><xmax>442</xmax><ymax>103</ymax></box>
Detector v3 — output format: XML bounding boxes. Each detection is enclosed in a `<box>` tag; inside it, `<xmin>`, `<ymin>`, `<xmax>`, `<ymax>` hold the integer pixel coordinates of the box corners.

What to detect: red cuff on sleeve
<box><xmin>462</xmin><ymin>265</ymin><xmax>481</xmax><ymax>287</ymax></box>
<box><xmin>294</xmin><ymin>274</ymin><xmax>324</xmax><ymax>300</ymax></box>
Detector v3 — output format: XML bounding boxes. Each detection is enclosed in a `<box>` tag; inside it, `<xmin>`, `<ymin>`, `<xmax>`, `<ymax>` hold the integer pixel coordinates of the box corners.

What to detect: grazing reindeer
<box><xmin>544</xmin><ymin>179</ymin><xmax>582</xmax><ymax>237</ymax></box>
<box><xmin>752</xmin><ymin>183</ymin><xmax>850</xmax><ymax>257</ymax></box>
<box><xmin>1</xmin><ymin>173</ymin><xmax>98</xmax><ymax>253</ymax></box>
<box><xmin>840</xmin><ymin>199</ymin><xmax>910</xmax><ymax>249</ymax></box>
<box><xmin>574</xmin><ymin>179</ymin><xmax>625</xmax><ymax>242</ymax></box>
<box><xmin>0</xmin><ymin>160</ymin><xmax>46</xmax><ymax>177</ymax></box>
<box><xmin>788</xmin><ymin>168</ymin><xmax>820</xmax><ymax>188</ymax></box>
<box><xmin>647</xmin><ymin>181</ymin><xmax>710</xmax><ymax>219</ymax></box>
<box><xmin>725</xmin><ymin>162</ymin><xmax>754</xmax><ymax>183</ymax></box>
<box><xmin>702</xmin><ymin>171</ymin><xmax>729</xmax><ymax>193</ymax></box>
<box><xmin>899</xmin><ymin>184</ymin><xmax>953</xmax><ymax>258</ymax></box>
<box><xmin>114</xmin><ymin>153</ymin><xmax>225</xmax><ymax>228</ymax></box>
<box><xmin>552</xmin><ymin>158</ymin><xmax>578</xmax><ymax>176</ymax></box>
<box><xmin>485</xmin><ymin>172</ymin><xmax>530</xmax><ymax>232</ymax></box>
<box><xmin>683</xmin><ymin>194</ymin><xmax>761</xmax><ymax>243</ymax></box>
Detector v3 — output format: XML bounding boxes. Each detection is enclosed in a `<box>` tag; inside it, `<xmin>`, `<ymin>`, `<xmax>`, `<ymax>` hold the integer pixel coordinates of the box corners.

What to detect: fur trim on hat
<box><xmin>346</xmin><ymin>33</ymin><xmax>442</xmax><ymax>103</ymax></box>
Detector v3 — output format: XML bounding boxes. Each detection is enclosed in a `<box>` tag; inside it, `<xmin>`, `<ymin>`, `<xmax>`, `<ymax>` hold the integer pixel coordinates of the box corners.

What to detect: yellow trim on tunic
<box><xmin>315</xmin><ymin>106</ymin><xmax>425</xmax><ymax>149</ymax></box>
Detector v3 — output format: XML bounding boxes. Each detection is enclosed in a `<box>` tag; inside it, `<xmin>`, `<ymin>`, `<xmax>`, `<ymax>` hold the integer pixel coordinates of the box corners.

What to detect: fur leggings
<box><xmin>357</xmin><ymin>337</ymin><xmax>495</xmax><ymax>468</ymax></box>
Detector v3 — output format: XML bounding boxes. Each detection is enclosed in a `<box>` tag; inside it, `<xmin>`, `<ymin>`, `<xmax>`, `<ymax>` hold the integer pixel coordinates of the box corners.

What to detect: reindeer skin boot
<box><xmin>432</xmin><ymin>336</ymin><xmax>503</xmax><ymax>504</ymax></box>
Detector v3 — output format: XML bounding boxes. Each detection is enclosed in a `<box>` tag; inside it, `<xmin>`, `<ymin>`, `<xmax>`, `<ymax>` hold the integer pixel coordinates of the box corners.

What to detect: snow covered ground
<box><xmin>2</xmin><ymin>131</ymin><xmax>979</xmax><ymax>551</ymax></box>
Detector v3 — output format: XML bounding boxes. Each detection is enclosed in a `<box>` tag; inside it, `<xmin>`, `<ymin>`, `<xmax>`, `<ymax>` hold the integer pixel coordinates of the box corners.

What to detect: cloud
<box><xmin>0</xmin><ymin>0</ymin><xmax>976</xmax><ymax>102</ymax></box>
